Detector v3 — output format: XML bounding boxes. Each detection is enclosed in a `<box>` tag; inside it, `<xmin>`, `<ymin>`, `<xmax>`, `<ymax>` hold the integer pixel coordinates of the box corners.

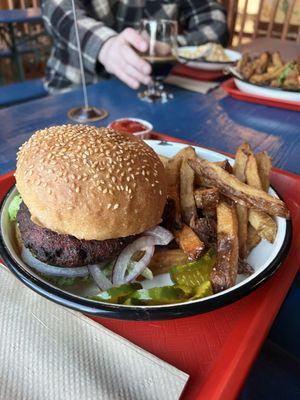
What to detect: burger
<box><xmin>13</xmin><ymin>124</ymin><xmax>171</xmax><ymax>288</ymax></box>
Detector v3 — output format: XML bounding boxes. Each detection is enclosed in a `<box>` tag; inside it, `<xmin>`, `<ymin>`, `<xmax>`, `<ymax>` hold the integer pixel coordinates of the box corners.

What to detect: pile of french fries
<box><xmin>154</xmin><ymin>144</ymin><xmax>289</xmax><ymax>294</ymax></box>
<box><xmin>236</xmin><ymin>51</ymin><xmax>300</xmax><ymax>90</ymax></box>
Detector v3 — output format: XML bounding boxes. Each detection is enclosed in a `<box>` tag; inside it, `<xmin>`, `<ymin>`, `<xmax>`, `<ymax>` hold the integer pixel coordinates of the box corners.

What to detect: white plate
<box><xmin>234</xmin><ymin>78</ymin><xmax>300</xmax><ymax>103</ymax></box>
<box><xmin>178</xmin><ymin>47</ymin><xmax>241</xmax><ymax>71</ymax></box>
<box><xmin>0</xmin><ymin>141</ymin><xmax>291</xmax><ymax>320</ymax></box>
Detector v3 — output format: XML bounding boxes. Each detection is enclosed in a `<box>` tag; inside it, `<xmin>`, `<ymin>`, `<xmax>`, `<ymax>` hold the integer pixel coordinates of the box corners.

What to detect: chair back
<box><xmin>221</xmin><ymin>0</ymin><xmax>300</xmax><ymax>45</ymax></box>
<box><xmin>7</xmin><ymin>1</ymin><xmax>40</xmax><ymax>8</ymax></box>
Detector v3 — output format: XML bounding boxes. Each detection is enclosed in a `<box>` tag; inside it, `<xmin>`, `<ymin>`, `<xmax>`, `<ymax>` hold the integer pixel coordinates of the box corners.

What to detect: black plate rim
<box><xmin>0</xmin><ymin>181</ymin><xmax>292</xmax><ymax>321</ymax></box>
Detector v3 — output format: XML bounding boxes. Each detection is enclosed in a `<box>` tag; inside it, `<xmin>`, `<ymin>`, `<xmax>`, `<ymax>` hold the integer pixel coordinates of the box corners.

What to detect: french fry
<box><xmin>249</xmin><ymin>65</ymin><xmax>287</xmax><ymax>84</ymax></box>
<box><xmin>247</xmin><ymin>224</ymin><xmax>261</xmax><ymax>252</ymax></box>
<box><xmin>195</xmin><ymin>160</ymin><xmax>232</xmax><ymax>187</ymax></box>
<box><xmin>158</xmin><ymin>155</ymin><xmax>170</xmax><ymax>167</ymax></box>
<box><xmin>245</xmin><ymin>153</ymin><xmax>277</xmax><ymax>243</ymax></box>
<box><xmin>255</xmin><ymin>151</ymin><xmax>272</xmax><ymax>192</ymax></box>
<box><xmin>194</xmin><ymin>187</ymin><xmax>219</xmax><ymax>210</ymax></box>
<box><xmin>238</xmin><ymin>259</ymin><xmax>254</xmax><ymax>276</ymax></box>
<box><xmin>234</xmin><ymin>143</ymin><xmax>251</xmax><ymax>258</ymax></box>
<box><xmin>190</xmin><ymin>216</ymin><xmax>217</xmax><ymax>244</ymax></box>
<box><xmin>211</xmin><ymin>201</ymin><xmax>239</xmax><ymax>292</ymax></box>
<box><xmin>165</xmin><ymin>157</ymin><xmax>182</xmax><ymax>229</ymax></box>
<box><xmin>272</xmin><ymin>51</ymin><xmax>284</xmax><ymax>68</ymax></box>
<box><xmin>174</xmin><ymin>223</ymin><xmax>205</xmax><ymax>260</ymax></box>
<box><xmin>254</xmin><ymin>51</ymin><xmax>270</xmax><ymax>74</ymax></box>
<box><xmin>174</xmin><ymin>146</ymin><xmax>195</xmax><ymax>161</ymax></box>
<box><xmin>248</xmin><ymin>209</ymin><xmax>277</xmax><ymax>243</ymax></box>
<box><xmin>188</xmin><ymin>158</ymin><xmax>289</xmax><ymax>218</ymax></box>
<box><xmin>245</xmin><ymin>153</ymin><xmax>263</xmax><ymax>190</ymax></box>
<box><xmin>236</xmin><ymin>204</ymin><xmax>249</xmax><ymax>258</ymax></box>
<box><xmin>234</xmin><ymin>143</ymin><xmax>251</xmax><ymax>181</ymax></box>
<box><xmin>215</xmin><ymin>160</ymin><xmax>233</xmax><ymax>174</ymax></box>
<box><xmin>179</xmin><ymin>147</ymin><xmax>197</xmax><ymax>224</ymax></box>
<box><xmin>148</xmin><ymin>249</ymin><xmax>188</xmax><ymax>276</ymax></box>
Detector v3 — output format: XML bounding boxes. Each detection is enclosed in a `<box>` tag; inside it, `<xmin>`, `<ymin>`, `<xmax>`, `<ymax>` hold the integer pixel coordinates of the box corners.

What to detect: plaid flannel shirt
<box><xmin>42</xmin><ymin>0</ymin><xmax>228</xmax><ymax>92</ymax></box>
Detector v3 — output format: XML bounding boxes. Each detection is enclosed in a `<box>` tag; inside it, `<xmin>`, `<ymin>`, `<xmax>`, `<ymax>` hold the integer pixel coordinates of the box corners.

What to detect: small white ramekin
<box><xmin>108</xmin><ymin>118</ymin><xmax>153</xmax><ymax>139</ymax></box>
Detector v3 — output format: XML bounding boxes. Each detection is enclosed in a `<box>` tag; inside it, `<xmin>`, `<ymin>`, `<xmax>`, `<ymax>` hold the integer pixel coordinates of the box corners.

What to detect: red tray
<box><xmin>1</xmin><ymin>133</ymin><xmax>300</xmax><ymax>400</ymax></box>
<box><xmin>222</xmin><ymin>78</ymin><xmax>300</xmax><ymax>112</ymax></box>
<box><xmin>172</xmin><ymin>64</ymin><xmax>224</xmax><ymax>81</ymax></box>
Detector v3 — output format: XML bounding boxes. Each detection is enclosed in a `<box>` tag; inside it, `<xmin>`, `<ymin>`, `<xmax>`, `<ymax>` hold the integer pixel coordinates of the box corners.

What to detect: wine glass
<box><xmin>67</xmin><ymin>0</ymin><xmax>108</xmax><ymax>123</ymax></box>
<box><xmin>138</xmin><ymin>19</ymin><xmax>178</xmax><ymax>103</ymax></box>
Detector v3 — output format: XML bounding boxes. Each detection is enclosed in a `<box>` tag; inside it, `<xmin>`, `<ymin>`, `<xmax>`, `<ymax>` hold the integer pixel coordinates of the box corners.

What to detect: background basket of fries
<box><xmin>227</xmin><ymin>51</ymin><xmax>300</xmax><ymax>103</ymax></box>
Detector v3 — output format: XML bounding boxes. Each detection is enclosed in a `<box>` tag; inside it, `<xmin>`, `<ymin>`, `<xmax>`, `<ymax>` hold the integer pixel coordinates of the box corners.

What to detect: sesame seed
<box><xmin>113</xmin><ymin>204</ymin><xmax>119</xmax><ymax>210</ymax></box>
<box><xmin>107</xmin><ymin>203</ymin><xmax>112</xmax><ymax>209</ymax></box>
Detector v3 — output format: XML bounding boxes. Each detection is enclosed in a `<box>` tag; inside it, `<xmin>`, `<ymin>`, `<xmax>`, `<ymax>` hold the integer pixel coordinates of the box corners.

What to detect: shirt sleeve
<box><xmin>178</xmin><ymin>0</ymin><xmax>229</xmax><ymax>47</ymax></box>
<box><xmin>42</xmin><ymin>0</ymin><xmax>117</xmax><ymax>75</ymax></box>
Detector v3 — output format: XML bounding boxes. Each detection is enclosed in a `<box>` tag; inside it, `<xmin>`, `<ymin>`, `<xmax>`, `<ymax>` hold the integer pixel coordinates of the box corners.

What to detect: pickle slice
<box><xmin>130</xmin><ymin>286</ymin><xmax>187</xmax><ymax>305</ymax></box>
<box><xmin>89</xmin><ymin>283</ymin><xmax>142</xmax><ymax>304</ymax></box>
<box><xmin>170</xmin><ymin>248</ymin><xmax>216</xmax><ymax>288</ymax></box>
<box><xmin>190</xmin><ymin>281</ymin><xmax>213</xmax><ymax>300</ymax></box>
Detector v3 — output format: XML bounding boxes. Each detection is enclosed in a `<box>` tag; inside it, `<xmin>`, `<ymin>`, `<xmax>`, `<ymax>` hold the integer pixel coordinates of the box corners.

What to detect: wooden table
<box><xmin>236</xmin><ymin>37</ymin><xmax>299</xmax><ymax>60</ymax></box>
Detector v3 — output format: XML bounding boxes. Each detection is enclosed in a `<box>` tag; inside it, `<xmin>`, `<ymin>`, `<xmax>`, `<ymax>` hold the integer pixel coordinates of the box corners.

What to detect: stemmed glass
<box><xmin>138</xmin><ymin>19</ymin><xmax>178</xmax><ymax>103</ymax></box>
<box><xmin>68</xmin><ymin>0</ymin><xmax>108</xmax><ymax>122</ymax></box>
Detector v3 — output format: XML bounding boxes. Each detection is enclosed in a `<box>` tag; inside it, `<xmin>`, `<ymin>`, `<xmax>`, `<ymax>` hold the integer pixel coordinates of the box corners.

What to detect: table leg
<box><xmin>8</xmin><ymin>23</ymin><xmax>25</xmax><ymax>82</ymax></box>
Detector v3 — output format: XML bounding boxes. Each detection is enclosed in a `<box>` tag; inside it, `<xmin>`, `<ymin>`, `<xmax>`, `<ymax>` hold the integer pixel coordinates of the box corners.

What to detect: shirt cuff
<box><xmin>82</xmin><ymin>25</ymin><xmax>117</xmax><ymax>74</ymax></box>
<box><xmin>177</xmin><ymin>34</ymin><xmax>187</xmax><ymax>46</ymax></box>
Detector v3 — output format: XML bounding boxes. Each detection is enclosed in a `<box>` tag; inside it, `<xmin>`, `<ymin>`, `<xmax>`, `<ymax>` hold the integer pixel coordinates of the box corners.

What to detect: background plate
<box><xmin>234</xmin><ymin>78</ymin><xmax>300</xmax><ymax>102</ymax></box>
<box><xmin>178</xmin><ymin>47</ymin><xmax>241</xmax><ymax>71</ymax></box>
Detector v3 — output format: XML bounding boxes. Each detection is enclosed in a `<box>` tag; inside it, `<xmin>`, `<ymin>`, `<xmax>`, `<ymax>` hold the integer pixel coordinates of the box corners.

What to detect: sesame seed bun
<box><xmin>16</xmin><ymin>125</ymin><xmax>167</xmax><ymax>240</ymax></box>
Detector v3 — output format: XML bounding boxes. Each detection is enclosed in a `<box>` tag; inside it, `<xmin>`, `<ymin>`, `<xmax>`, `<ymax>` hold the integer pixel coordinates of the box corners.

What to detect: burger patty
<box><xmin>17</xmin><ymin>202</ymin><xmax>134</xmax><ymax>268</ymax></box>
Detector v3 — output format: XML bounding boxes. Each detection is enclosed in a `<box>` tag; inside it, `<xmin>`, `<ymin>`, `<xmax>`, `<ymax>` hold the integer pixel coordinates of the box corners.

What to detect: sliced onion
<box><xmin>144</xmin><ymin>226</ymin><xmax>174</xmax><ymax>245</ymax></box>
<box><xmin>88</xmin><ymin>264</ymin><xmax>113</xmax><ymax>291</ymax></box>
<box><xmin>112</xmin><ymin>236</ymin><xmax>155</xmax><ymax>285</ymax></box>
<box><xmin>21</xmin><ymin>247</ymin><xmax>89</xmax><ymax>277</ymax></box>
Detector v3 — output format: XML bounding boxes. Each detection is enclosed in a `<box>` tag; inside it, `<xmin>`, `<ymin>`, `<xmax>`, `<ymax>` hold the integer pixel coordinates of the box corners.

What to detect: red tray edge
<box><xmin>221</xmin><ymin>78</ymin><xmax>300</xmax><ymax>112</ymax></box>
<box><xmin>171</xmin><ymin>66</ymin><xmax>224</xmax><ymax>81</ymax></box>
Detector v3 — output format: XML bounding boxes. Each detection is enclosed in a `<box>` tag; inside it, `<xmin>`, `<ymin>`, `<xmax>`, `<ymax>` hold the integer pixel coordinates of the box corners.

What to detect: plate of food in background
<box><xmin>0</xmin><ymin>125</ymin><xmax>291</xmax><ymax>320</ymax></box>
<box><xmin>177</xmin><ymin>42</ymin><xmax>241</xmax><ymax>71</ymax></box>
<box><xmin>229</xmin><ymin>51</ymin><xmax>300</xmax><ymax>102</ymax></box>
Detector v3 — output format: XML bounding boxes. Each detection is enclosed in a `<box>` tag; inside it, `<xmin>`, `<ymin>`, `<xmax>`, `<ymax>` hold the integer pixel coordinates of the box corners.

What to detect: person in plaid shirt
<box><xmin>42</xmin><ymin>0</ymin><xmax>228</xmax><ymax>92</ymax></box>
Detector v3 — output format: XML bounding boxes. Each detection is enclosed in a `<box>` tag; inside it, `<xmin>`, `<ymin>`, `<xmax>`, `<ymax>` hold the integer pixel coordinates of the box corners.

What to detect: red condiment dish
<box><xmin>108</xmin><ymin>118</ymin><xmax>153</xmax><ymax>139</ymax></box>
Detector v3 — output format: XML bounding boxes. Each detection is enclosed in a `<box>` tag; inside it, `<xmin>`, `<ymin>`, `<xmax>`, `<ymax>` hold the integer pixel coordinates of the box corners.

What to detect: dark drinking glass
<box><xmin>138</xmin><ymin>20</ymin><xmax>178</xmax><ymax>103</ymax></box>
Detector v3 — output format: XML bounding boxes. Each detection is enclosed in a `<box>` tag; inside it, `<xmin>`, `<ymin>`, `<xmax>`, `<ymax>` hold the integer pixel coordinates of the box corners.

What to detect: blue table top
<box><xmin>1</xmin><ymin>78</ymin><xmax>300</xmax><ymax>176</ymax></box>
<box><xmin>0</xmin><ymin>8</ymin><xmax>42</xmax><ymax>24</ymax></box>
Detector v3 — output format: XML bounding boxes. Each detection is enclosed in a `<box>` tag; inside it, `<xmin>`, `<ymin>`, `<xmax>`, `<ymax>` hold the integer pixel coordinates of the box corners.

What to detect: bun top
<box><xmin>16</xmin><ymin>125</ymin><xmax>167</xmax><ymax>240</ymax></box>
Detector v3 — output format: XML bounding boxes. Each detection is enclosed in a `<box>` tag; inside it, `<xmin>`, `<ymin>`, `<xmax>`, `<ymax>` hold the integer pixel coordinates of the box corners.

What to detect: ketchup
<box><xmin>110</xmin><ymin>119</ymin><xmax>148</xmax><ymax>134</ymax></box>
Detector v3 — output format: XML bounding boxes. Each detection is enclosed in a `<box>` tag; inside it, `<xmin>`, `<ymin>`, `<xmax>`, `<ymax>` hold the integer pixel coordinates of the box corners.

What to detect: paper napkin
<box><xmin>0</xmin><ymin>266</ymin><xmax>189</xmax><ymax>400</ymax></box>
<box><xmin>166</xmin><ymin>74</ymin><xmax>219</xmax><ymax>94</ymax></box>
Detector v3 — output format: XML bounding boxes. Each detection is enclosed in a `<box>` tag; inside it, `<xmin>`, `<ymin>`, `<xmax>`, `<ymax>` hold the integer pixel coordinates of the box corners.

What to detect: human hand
<box><xmin>99</xmin><ymin>28</ymin><xmax>151</xmax><ymax>89</ymax></box>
